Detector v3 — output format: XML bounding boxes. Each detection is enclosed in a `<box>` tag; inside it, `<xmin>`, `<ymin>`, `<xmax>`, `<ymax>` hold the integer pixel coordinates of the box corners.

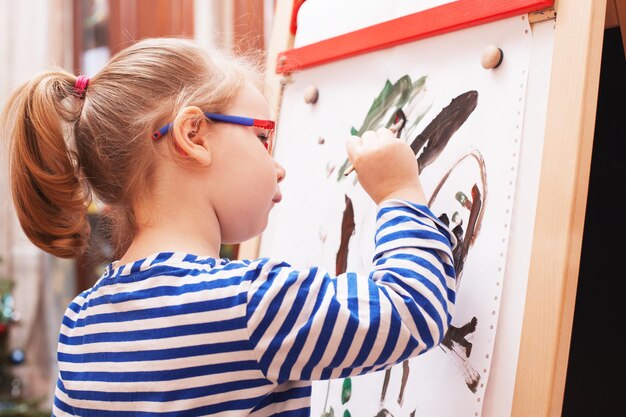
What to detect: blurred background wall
<box><xmin>0</xmin><ymin>0</ymin><xmax>273</xmax><ymax>412</ymax></box>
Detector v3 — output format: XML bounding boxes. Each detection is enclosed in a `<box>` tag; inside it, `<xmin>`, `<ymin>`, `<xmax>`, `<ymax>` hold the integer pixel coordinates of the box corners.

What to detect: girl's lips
<box><xmin>272</xmin><ymin>190</ymin><xmax>282</xmax><ymax>203</ymax></box>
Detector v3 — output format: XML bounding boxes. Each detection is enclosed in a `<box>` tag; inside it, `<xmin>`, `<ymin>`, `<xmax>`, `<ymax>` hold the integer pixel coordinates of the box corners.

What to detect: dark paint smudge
<box><xmin>374</xmin><ymin>409</ymin><xmax>394</xmax><ymax>417</ymax></box>
<box><xmin>380</xmin><ymin>367</ymin><xmax>391</xmax><ymax>405</ymax></box>
<box><xmin>410</xmin><ymin>90</ymin><xmax>478</xmax><ymax>173</ymax></box>
<box><xmin>397</xmin><ymin>359</ymin><xmax>410</xmax><ymax>406</ymax></box>
<box><xmin>336</xmin><ymin>195</ymin><xmax>355</xmax><ymax>275</ymax></box>
<box><xmin>442</xmin><ymin>317</ymin><xmax>478</xmax><ymax>358</ymax></box>
<box><xmin>379</xmin><ymin>359</ymin><xmax>409</xmax><ymax>411</ymax></box>
<box><xmin>441</xmin><ymin>317</ymin><xmax>480</xmax><ymax>393</ymax></box>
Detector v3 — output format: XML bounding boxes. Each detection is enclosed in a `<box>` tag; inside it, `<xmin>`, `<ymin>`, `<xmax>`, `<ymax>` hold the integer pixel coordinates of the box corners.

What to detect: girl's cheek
<box><xmin>175</xmin><ymin>142</ymin><xmax>188</xmax><ymax>156</ymax></box>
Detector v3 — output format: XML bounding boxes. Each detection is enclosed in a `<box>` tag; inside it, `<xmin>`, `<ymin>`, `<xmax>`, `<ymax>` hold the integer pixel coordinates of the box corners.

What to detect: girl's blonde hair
<box><xmin>2</xmin><ymin>38</ymin><xmax>263</xmax><ymax>260</ymax></box>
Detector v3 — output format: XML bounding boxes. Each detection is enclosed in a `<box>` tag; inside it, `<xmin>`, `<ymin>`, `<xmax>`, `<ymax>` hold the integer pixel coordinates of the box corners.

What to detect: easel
<box><xmin>239</xmin><ymin>1</ymin><xmax>608</xmax><ymax>416</ymax></box>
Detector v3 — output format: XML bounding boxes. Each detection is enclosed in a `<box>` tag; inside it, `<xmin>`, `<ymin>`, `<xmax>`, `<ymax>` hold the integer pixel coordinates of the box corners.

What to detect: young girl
<box><xmin>3</xmin><ymin>38</ymin><xmax>457</xmax><ymax>416</ymax></box>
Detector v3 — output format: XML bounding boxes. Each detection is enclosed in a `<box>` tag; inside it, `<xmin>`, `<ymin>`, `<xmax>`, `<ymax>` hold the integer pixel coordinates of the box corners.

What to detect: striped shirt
<box><xmin>52</xmin><ymin>199</ymin><xmax>456</xmax><ymax>416</ymax></box>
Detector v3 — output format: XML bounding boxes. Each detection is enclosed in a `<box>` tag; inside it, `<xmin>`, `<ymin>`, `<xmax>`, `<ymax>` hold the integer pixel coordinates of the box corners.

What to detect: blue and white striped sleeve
<box><xmin>246</xmin><ymin>199</ymin><xmax>457</xmax><ymax>383</ymax></box>
<box><xmin>52</xmin><ymin>375</ymin><xmax>76</xmax><ymax>416</ymax></box>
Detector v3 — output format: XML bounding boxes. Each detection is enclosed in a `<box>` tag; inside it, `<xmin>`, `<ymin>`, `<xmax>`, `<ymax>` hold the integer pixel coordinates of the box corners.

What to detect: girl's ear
<box><xmin>171</xmin><ymin>106</ymin><xmax>212</xmax><ymax>166</ymax></box>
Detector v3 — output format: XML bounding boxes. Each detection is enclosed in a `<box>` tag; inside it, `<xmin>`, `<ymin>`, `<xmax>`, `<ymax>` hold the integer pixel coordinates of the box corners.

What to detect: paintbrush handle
<box><xmin>343</xmin><ymin>164</ymin><xmax>356</xmax><ymax>176</ymax></box>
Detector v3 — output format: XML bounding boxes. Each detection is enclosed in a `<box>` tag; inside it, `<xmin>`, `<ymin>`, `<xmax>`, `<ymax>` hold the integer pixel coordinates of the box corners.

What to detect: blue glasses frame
<box><xmin>152</xmin><ymin>113</ymin><xmax>276</xmax><ymax>151</ymax></box>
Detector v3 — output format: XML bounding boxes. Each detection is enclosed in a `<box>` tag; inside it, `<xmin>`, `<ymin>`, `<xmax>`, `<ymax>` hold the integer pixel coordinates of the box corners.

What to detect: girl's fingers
<box><xmin>376</xmin><ymin>127</ymin><xmax>396</xmax><ymax>140</ymax></box>
<box><xmin>346</xmin><ymin>135</ymin><xmax>363</xmax><ymax>161</ymax></box>
<box><xmin>348</xmin><ymin>127</ymin><xmax>397</xmax><ymax>163</ymax></box>
<box><xmin>361</xmin><ymin>130</ymin><xmax>380</xmax><ymax>148</ymax></box>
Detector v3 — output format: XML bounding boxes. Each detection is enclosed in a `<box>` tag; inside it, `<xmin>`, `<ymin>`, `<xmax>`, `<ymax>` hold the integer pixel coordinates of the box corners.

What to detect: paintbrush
<box><xmin>344</xmin><ymin>118</ymin><xmax>405</xmax><ymax>176</ymax></box>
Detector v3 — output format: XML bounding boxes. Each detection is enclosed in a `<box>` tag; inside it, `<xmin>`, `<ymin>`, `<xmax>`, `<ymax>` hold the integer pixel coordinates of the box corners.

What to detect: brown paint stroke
<box><xmin>440</xmin><ymin>184</ymin><xmax>483</xmax><ymax>278</ymax></box>
<box><xmin>397</xmin><ymin>359</ymin><xmax>410</xmax><ymax>406</ymax></box>
<box><xmin>374</xmin><ymin>409</ymin><xmax>394</xmax><ymax>417</ymax></box>
<box><xmin>320</xmin><ymin>196</ymin><xmax>355</xmax><ymax>417</ymax></box>
<box><xmin>441</xmin><ymin>346</ymin><xmax>481</xmax><ymax>394</ymax></box>
<box><xmin>428</xmin><ymin>150</ymin><xmax>487</xmax><ymax>283</ymax></box>
<box><xmin>441</xmin><ymin>317</ymin><xmax>480</xmax><ymax>393</ymax></box>
<box><xmin>410</xmin><ymin>91</ymin><xmax>479</xmax><ymax>174</ymax></box>
<box><xmin>380</xmin><ymin>368</ymin><xmax>391</xmax><ymax>404</ymax></box>
<box><xmin>336</xmin><ymin>195</ymin><xmax>355</xmax><ymax>275</ymax></box>
<box><xmin>457</xmin><ymin>185</ymin><xmax>482</xmax><ymax>273</ymax></box>
<box><xmin>442</xmin><ymin>317</ymin><xmax>478</xmax><ymax>358</ymax></box>
<box><xmin>379</xmin><ymin>360</ymin><xmax>411</xmax><ymax>407</ymax></box>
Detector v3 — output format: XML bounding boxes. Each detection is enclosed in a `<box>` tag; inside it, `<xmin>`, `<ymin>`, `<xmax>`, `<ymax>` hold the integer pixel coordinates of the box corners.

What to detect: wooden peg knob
<box><xmin>304</xmin><ymin>86</ymin><xmax>319</xmax><ymax>104</ymax></box>
<box><xmin>481</xmin><ymin>45</ymin><xmax>504</xmax><ymax>69</ymax></box>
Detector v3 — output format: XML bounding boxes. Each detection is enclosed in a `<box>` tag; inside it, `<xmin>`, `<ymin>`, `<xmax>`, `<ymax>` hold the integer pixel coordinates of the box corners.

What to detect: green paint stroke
<box><xmin>343</xmin><ymin>410</ymin><xmax>352</xmax><ymax>417</ymax></box>
<box><xmin>341</xmin><ymin>377</ymin><xmax>352</xmax><ymax>404</ymax></box>
<box><xmin>455</xmin><ymin>191</ymin><xmax>472</xmax><ymax>210</ymax></box>
<box><xmin>338</xmin><ymin>75</ymin><xmax>429</xmax><ymax>180</ymax></box>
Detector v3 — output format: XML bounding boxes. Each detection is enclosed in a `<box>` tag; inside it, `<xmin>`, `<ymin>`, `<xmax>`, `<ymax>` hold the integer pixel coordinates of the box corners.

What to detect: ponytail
<box><xmin>2</xmin><ymin>71</ymin><xmax>91</xmax><ymax>258</ymax></box>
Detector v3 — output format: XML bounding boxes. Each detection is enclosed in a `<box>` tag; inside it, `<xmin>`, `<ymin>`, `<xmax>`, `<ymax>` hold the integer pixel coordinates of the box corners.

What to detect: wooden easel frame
<box><xmin>512</xmin><ymin>1</ymin><xmax>606</xmax><ymax>415</ymax></box>
<box><xmin>243</xmin><ymin>1</ymin><xmax>607</xmax><ymax>415</ymax></box>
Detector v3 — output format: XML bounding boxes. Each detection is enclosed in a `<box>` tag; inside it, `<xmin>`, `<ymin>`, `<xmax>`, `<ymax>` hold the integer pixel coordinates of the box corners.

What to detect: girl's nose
<box><xmin>275</xmin><ymin>160</ymin><xmax>286</xmax><ymax>183</ymax></box>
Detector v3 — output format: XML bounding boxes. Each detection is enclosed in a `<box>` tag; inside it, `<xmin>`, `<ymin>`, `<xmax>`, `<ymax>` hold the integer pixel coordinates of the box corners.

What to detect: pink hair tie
<box><xmin>74</xmin><ymin>75</ymin><xmax>90</xmax><ymax>99</ymax></box>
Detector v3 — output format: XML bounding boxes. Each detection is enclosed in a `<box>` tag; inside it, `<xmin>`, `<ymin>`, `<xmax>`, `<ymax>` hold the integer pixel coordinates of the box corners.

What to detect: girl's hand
<box><xmin>346</xmin><ymin>128</ymin><xmax>427</xmax><ymax>205</ymax></box>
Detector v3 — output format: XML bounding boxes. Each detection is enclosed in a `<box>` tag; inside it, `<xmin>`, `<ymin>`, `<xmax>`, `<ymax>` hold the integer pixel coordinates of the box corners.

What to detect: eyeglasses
<box><xmin>152</xmin><ymin>112</ymin><xmax>276</xmax><ymax>152</ymax></box>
